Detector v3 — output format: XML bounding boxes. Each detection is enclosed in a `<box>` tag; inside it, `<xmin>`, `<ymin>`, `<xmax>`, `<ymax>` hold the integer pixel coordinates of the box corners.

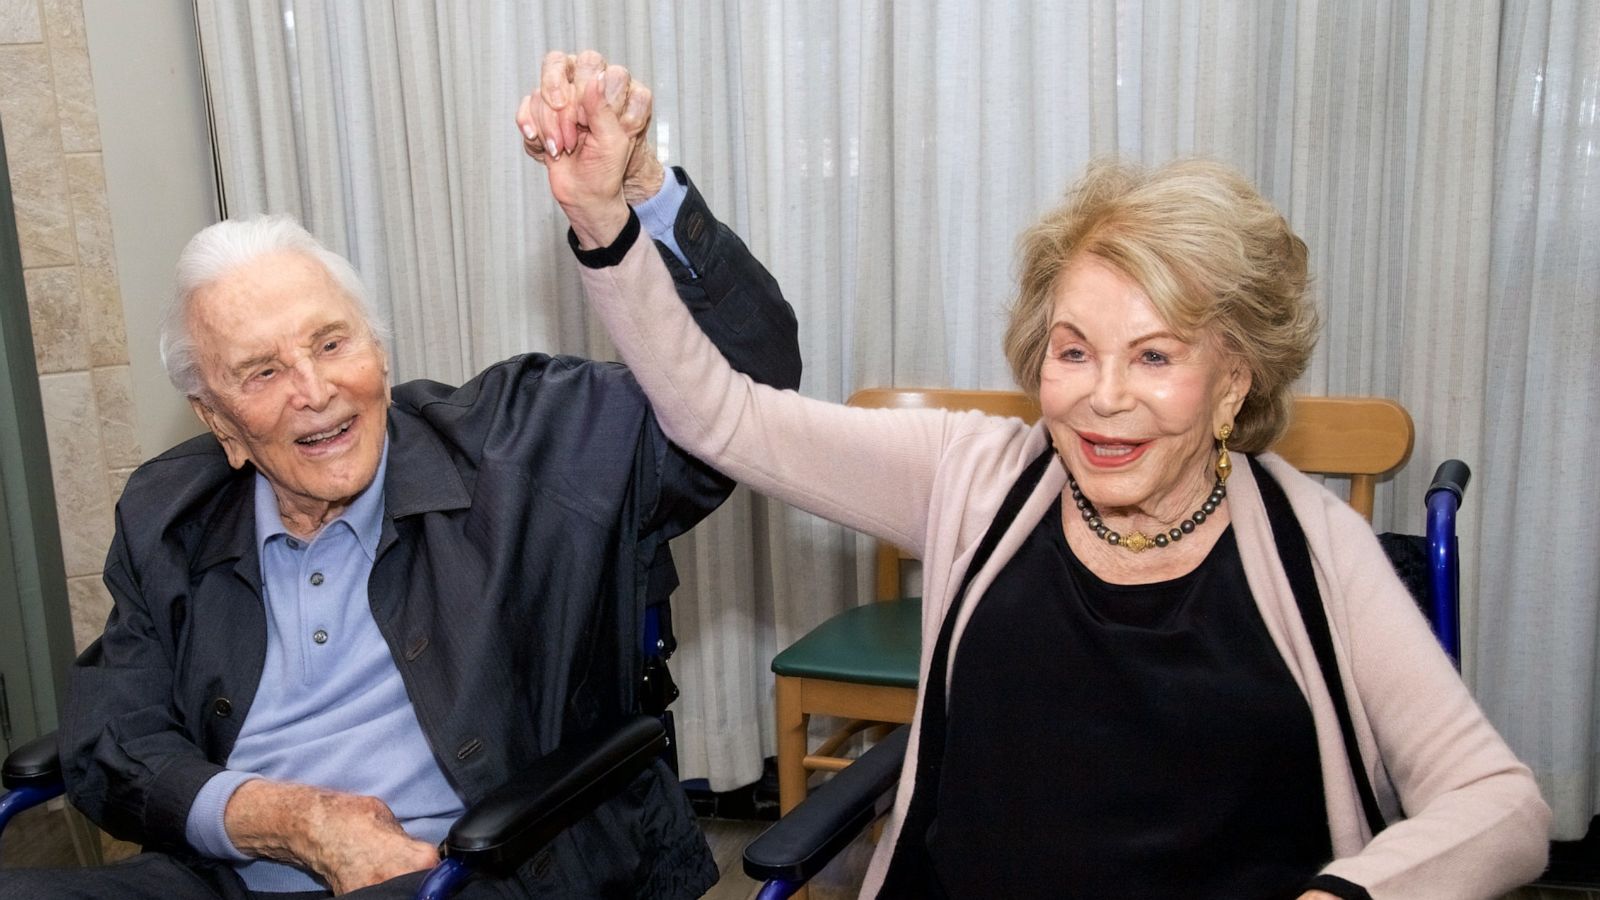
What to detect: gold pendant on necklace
<box><xmin>1121</xmin><ymin>532</ymin><xmax>1154</xmax><ymax>553</ymax></box>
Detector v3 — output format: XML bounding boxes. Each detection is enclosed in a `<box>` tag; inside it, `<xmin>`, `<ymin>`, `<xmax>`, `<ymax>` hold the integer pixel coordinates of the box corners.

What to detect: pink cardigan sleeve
<box><xmin>1261</xmin><ymin>456</ymin><xmax>1551</xmax><ymax>898</ymax></box>
<box><xmin>576</xmin><ymin>227</ymin><xmax>1014</xmax><ymax>557</ymax></box>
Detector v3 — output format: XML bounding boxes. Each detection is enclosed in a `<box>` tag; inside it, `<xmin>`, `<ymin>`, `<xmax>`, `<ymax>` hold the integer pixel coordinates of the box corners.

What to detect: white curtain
<box><xmin>196</xmin><ymin>1</ymin><xmax>1598</xmax><ymax>834</ymax></box>
<box><xmin>1479</xmin><ymin>0</ymin><xmax>1600</xmax><ymax>840</ymax></box>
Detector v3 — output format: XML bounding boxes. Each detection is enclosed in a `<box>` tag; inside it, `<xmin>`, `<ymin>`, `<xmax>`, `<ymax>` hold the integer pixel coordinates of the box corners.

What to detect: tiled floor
<box><xmin>0</xmin><ymin>801</ymin><xmax>82</xmax><ymax>868</ymax></box>
<box><xmin>0</xmin><ymin>799</ymin><xmax>137</xmax><ymax>870</ymax></box>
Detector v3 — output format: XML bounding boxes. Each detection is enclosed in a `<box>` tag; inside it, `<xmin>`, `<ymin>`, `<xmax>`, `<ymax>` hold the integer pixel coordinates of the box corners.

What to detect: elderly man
<box><xmin>0</xmin><ymin>52</ymin><xmax>798</xmax><ymax>899</ymax></box>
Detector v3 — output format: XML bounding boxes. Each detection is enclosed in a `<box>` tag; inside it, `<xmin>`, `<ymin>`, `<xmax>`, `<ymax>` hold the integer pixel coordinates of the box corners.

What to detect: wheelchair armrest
<box><xmin>441</xmin><ymin>715</ymin><xmax>666</xmax><ymax>877</ymax></box>
<box><xmin>743</xmin><ymin>726</ymin><xmax>908</xmax><ymax>884</ymax></box>
<box><xmin>2</xmin><ymin>731</ymin><xmax>62</xmax><ymax>791</ymax></box>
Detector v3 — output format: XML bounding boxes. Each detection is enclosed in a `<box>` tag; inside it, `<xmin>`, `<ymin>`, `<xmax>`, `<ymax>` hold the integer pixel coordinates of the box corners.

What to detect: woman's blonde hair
<box><xmin>1002</xmin><ymin>158</ymin><xmax>1319</xmax><ymax>451</ymax></box>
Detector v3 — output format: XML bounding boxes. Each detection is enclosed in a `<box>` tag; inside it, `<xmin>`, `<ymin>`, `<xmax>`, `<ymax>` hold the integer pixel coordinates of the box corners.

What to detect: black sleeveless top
<box><xmin>925</xmin><ymin>510</ymin><xmax>1332</xmax><ymax>899</ymax></box>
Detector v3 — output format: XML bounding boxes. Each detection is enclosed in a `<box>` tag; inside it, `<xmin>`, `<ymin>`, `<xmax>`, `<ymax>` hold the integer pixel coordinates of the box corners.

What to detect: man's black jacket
<box><xmin>60</xmin><ymin>170</ymin><xmax>801</xmax><ymax>898</ymax></box>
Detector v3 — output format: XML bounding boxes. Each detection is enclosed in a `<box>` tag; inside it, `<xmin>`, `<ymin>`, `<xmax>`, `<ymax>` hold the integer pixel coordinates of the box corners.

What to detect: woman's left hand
<box><xmin>517</xmin><ymin>50</ymin><xmax>657</xmax><ymax>246</ymax></box>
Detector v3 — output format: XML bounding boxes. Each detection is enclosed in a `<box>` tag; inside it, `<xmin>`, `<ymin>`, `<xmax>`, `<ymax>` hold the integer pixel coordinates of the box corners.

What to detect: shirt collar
<box><xmin>253</xmin><ymin>439</ymin><xmax>389</xmax><ymax>562</ymax></box>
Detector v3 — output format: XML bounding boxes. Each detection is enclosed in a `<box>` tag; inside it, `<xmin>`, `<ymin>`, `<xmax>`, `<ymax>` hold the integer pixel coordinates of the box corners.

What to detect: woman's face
<box><xmin>1039</xmin><ymin>256</ymin><xmax>1250</xmax><ymax>522</ymax></box>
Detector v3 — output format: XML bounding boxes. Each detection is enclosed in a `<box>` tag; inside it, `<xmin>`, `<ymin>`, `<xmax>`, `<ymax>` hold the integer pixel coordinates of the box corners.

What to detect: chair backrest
<box><xmin>846</xmin><ymin>389</ymin><xmax>1042</xmax><ymax>601</ymax></box>
<box><xmin>845</xmin><ymin>388</ymin><xmax>1413</xmax><ymax>600</ymax></box>
<box><xmin>1270</xmin><ymin>396</ymin><xmax>1414</xmax><ymax>520</ymax></box>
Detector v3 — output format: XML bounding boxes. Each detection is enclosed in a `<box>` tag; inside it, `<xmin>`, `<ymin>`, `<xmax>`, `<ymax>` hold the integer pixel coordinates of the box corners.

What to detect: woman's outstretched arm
<box><xmin>544</xmin><ymin>70</ymin><xmax>1011</xmax><ymax>554</ymax></box>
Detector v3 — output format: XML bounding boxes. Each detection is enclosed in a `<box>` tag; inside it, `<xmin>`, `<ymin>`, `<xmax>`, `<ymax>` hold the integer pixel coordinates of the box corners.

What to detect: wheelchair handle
<box><xmin>1425</xmin><ymin>459</ymin><xmax>1471</xmax><ymax>506</ymax></box>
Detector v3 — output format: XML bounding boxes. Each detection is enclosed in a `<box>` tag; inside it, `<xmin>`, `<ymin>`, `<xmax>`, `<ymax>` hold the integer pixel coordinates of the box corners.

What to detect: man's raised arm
<box><xmin>520</xmin><ymin>51</ymin><xmax>800</xmax><ymax>542</ymax></box>
<box><xmin>518</xmin><ymin>51</ymin><xmax>800</xmax><ymax>395</ymax></box>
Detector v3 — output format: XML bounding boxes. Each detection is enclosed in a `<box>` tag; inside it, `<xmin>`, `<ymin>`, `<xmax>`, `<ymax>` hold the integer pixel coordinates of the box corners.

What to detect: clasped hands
<box><xmin>517</xmin><ymin>49</ymin><xmax>662</xmax><ymax>249</ymax></box>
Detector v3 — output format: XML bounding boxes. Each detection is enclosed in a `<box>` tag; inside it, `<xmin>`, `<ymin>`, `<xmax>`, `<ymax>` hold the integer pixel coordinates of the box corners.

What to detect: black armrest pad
<box><xmin>444</xmin><ymin>715</ymin><xmax>666</xmax><ymax>876</ymax></box>
<box><xmin>743</xmin><ymin>726</ymin><xmax>909</xmax><ymax>883</ymax></box>
<box><xmin>3</xmin><ymin>731</ymin><xmax>61</xmax><ymax>791</ymax></box>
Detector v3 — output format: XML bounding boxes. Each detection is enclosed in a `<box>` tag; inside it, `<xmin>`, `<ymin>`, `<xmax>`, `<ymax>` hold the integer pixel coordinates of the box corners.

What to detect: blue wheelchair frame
<box><xmin>0</xmin><ymin>606</ymin><xmax>679</xmax><ymax>900</ymax></box>
<box><xmin>1423</xmin><ymin>460</ymin><xmax>1470</xmax><ymax>665</ymax></box>
<box><xmin>743</xmin><ymin>460</ymin><xmax>1473</xmax><ymax>899</ymax></box>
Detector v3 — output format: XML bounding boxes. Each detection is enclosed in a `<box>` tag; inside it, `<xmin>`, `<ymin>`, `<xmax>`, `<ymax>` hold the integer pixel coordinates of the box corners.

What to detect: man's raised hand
<box><xmin>518</xmin><ymin>50</ymin><xmax>661</xmax><ymax>246</ymax></box>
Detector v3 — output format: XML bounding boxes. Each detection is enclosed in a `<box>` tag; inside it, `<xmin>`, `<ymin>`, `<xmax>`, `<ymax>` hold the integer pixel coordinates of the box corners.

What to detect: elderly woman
<box><xmin>536</xmin><ymin>78</ymin><xmax>1550</xmax><ymax>899</ymax></box>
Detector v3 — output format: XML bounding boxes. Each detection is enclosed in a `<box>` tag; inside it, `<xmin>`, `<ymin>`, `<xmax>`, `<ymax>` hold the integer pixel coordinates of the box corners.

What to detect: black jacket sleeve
<box><xmin>61</xmin><ymin>500</ymin><xmax>229</xmax><ymax>852</ymax></box>
<box><xmin>628</xmin><ymin>168</ymin><xmax>802</xmax><ymax>542</ymax></box>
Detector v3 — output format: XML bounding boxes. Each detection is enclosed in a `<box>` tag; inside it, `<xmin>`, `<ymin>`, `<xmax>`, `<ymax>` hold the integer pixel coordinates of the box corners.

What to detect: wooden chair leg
<box><xmin>776</xmin><ymin>675</ymin><xmax>809</xmax><ymax>816</ymax></box>
<box><xmin>775</xmin><ymin>676</ymin><xmax>812</xmax><ymax>900</ymax></box>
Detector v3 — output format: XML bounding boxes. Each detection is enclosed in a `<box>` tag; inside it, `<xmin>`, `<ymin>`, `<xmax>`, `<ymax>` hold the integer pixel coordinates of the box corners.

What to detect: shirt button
<box><xmin>309</xmin><ymin>572</ymin><xmax>325</xmax><ymax>586</ymax></box>
<box><xmin>286</xmin><ymin>538</ymin><xmax>301</xmax><ymax>550</ymax></box>
<box><xmin>312</xmin><ymin>629</ymin><xmax>329</xmax><ymax>644</ymax></box>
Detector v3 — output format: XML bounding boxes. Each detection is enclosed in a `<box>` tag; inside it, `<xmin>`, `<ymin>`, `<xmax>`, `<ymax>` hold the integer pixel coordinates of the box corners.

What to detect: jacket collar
<box><xmin>381</xmin><ymin>404</ymin><xmax>471</xmax><ymax>519</ymax></box>
<box><xmin>192</xmin><ymin>470</ymin><xmax>262</xmax><ymax>591</ymax></box>
<box><xmin>378</xmin><ymin>404</ymin><xmax>471</xmax><ymax>556</ymax></box>
<box><xmin>190</xmin><ymin>402</ymin><xmax>472</xmax><ymax>578</ymax></box>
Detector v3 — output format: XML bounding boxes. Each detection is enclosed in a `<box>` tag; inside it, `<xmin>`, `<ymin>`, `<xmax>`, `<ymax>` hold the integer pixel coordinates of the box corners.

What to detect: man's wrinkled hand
<box><xmin>224</xmin><ymin>780</ymin><xmax>440</xmax><ymax>896</ymax></box>
<box><xmin>517</xmin><ymin>50</ymin><xmax>661</xmax><ymax>216</ymax></box>
<box><xmin>299</xmin><ymin>791</ymin><xmax>440</xmax><ymax>895</ymax></box>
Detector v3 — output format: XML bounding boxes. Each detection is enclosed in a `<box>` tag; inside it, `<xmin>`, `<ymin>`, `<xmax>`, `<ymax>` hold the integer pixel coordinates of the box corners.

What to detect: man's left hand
<box><xmin>517</xmin><ymin>50</ymin><xmax>659</xmax><ymax>246</ymax></box>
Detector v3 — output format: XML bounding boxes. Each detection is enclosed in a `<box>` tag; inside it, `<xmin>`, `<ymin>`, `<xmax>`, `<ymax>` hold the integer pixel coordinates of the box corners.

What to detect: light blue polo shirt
<box><xmin>186</xmin><ymin>443</ymin><xmax>463</xmax><ymax>892</ymax></box>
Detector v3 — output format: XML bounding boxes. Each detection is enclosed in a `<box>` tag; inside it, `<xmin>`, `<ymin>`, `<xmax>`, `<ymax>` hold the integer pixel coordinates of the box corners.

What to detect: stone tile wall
<box><xmin>1</xmin><ymin>0</ymin><xmax>142</xmax><ymax>651</ymax></box>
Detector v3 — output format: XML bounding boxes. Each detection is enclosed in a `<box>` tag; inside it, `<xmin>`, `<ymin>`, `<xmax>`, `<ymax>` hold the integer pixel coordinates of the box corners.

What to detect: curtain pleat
<box><xmin>1479</xmin><ymin>0</ymin><xmax>1600</xmax><ymax>838</ymax></box>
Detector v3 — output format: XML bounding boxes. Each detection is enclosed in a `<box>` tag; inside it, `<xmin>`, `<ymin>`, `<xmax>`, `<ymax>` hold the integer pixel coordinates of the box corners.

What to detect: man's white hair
<box><xmin>161</xmin><ymin>214</ymin><xmax>390</xmax><ymax>397</ymax></box>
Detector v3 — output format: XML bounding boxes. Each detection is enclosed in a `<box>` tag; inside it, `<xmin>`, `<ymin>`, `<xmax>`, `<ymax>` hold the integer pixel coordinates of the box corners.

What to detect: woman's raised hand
<box><xmin>517</xmin><ymin>50</ymin><xmax>661</xmax><ymax>246</ymax></box>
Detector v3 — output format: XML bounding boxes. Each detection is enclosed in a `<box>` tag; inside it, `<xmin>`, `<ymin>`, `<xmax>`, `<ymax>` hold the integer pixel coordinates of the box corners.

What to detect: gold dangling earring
<box><xmin>1215</xmin><ymin>423</ymin><xmax>1233</xmax><ymax>485</ymax></box>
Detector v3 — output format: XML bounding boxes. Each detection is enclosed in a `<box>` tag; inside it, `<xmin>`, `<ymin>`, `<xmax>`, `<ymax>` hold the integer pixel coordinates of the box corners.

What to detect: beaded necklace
<box><xmin>1066</xmin><ymin>473</ymin><xmax>1226</xmax><ymax>553</ymax></box>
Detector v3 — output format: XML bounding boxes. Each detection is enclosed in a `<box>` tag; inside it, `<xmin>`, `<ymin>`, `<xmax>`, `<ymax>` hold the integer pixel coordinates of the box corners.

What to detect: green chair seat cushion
<box><xmin>771</xmin><ymin>598</ymin><xmax>923</xmax><ymax>688</ymax></box>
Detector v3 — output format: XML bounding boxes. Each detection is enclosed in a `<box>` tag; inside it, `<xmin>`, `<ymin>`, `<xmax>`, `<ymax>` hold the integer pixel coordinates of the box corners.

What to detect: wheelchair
<box><xmin>742</xmin><ymin>459</ymin><xmax>1472</xmax><ymax>899</ymax></box>
<box><xmin>0</xmin><ymin>606</ymin><xmax>683</xmax><ymax>900</ymax></box>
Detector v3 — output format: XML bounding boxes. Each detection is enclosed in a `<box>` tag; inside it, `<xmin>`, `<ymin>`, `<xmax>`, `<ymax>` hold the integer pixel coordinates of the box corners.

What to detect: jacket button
<box><xmin>456</xmin><ymin>738</ymin><xmax>483</xmax><ymax>760</ymax></box>
<box><xmin>405</xmin><ymin>636</ymin><xmax>429</xmax><ymax>661</ymax></box>
<box><xmin>213</xmin><ymin>698</ymin><xmax>232</xmax><ymax>717</ymax></box>
<box><xmin>532</xmin><ymin>849</ymin><xmax>553</xmax><ymax>878</ymax></box>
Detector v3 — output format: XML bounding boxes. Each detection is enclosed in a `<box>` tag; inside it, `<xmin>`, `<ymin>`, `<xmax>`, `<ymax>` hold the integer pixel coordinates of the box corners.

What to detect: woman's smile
<box><xmin>1076</xmin><ymin>432</ymin><xmax>1152</xmax><ymax>467</ymax></box>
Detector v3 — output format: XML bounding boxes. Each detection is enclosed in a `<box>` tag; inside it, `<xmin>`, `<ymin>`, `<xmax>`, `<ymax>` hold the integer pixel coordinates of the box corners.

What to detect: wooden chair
<box><xmin>1272</xmin><ymin>395</ymin><xmax>1414</xmax><ymax>519</ymax></box>
<box><xmin>770</xmin><ymin>390</ymin><xmax>1413</xmax><ymax>824</ymax></box>
<box><xmin>771</xmin><ymin>390</ymin><xmax>1039</xmax><ymax>823</ymax></box>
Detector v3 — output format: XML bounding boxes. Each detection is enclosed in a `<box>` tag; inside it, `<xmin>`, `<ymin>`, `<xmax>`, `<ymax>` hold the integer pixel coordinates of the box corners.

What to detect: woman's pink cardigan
<box><xmin>579</xmin><ymin>234</ymin><xmax>1550</xmax><ymax>898</ymax></box>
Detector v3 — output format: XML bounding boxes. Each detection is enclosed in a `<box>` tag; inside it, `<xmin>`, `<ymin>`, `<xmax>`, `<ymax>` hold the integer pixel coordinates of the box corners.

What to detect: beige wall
<box><xmin>82</xmin><ymin>0</ymin><xmax>215</xmax><ymax>459</ymax></box>
<box><xmin>1</xmin><ymin>0</ymin><xmax>212</xmax><ymax>652</ymax></box>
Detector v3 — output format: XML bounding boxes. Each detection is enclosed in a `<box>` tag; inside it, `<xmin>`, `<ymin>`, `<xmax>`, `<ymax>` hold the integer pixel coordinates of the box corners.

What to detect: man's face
<box><xmin>187</xmin><ymin>250</ymin><xmax>390</xmax><ymax>530</ymax></box>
